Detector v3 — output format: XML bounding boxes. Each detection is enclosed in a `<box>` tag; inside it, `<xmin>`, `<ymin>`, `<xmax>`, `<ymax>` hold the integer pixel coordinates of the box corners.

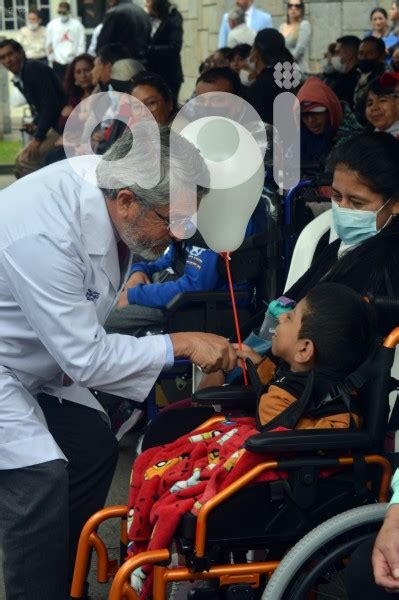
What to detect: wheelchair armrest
<box><xmin>192</xmin><ymin>385</ymin><xmax>257</xmax><ymax>409</ymax></box>
<box><xmin>166</xmin><ymin>292</ymin><xmax>248</xmax><ymax>313</ymax></box>
<box><xmin>244</xmin><ymin>429</ymin><xmax>372</xmax><ymax>453</ymax></box>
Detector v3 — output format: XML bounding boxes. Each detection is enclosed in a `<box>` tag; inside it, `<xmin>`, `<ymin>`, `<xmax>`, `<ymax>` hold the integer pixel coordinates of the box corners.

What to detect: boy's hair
<box><xmin>299</xmin><ymin>283</ymin><xmax>376</xmax><ymax>377</ymax></box>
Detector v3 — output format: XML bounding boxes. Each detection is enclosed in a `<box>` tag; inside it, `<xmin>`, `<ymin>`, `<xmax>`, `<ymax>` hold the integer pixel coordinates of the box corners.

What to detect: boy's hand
<box><xmin>232</xmin><ymin>343</ymin><xmax>263</xmax><ymax>368</ymax></box>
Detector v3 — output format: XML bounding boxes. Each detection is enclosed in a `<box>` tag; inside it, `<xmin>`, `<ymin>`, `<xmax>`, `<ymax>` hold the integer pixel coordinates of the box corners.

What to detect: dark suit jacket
<box><xmin>97</xmin><ymin>0</ymin><xmax>151</xmax><ymax>60</ymax></box>
<box><xmin>244</xmin><ymin>67</ymin><xmax>281</xmax><ymax>125</ymax></box>
<box><xmin>17</xmin><ymin>59</ymin><xmax>66</xmax><ymax>141</ymax></box>
<box><xmin>147</xmin><ymin>7</ymin><xmax>184</xmax><ymax>88</ymax></box>
<box><xmin>330</xmin><ymin>66</ymin><xmax>360</xmax><ymax>110</ymax></box>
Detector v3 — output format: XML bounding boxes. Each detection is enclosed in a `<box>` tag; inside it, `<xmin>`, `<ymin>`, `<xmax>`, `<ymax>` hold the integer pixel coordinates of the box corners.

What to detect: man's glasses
<box><xmin>287</xmin><ymin>3</ymin><xmax>303</xmax><ymax>8</ymax></box>
<box><xmin>152</xmin><ymin>208</ymin><xmax>196</xmax><ymax>236</ymax></box>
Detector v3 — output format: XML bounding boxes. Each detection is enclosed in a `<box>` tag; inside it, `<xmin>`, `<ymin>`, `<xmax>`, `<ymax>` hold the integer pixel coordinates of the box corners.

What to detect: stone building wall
<box><xmin>176</xmin><ymin>0</ymin><xmax>394</xmax><ymax>100</ymax></box>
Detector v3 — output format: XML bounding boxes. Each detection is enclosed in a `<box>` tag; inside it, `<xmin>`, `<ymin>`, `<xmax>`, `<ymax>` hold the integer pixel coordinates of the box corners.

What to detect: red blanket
<box><xmin>127</xmin><ymin>417</ymin><xmax>287</xmax><ymax>598</ymax></box>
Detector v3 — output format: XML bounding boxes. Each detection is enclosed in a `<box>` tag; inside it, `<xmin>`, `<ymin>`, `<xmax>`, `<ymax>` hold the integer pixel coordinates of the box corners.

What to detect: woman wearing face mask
<box><xmin>184</xmin><ymin>133</ymin><xmax>399</xmax><ymax>412</ymax></box>
<box><xmin>244</xmin><ymin>28</ymin><xmax>293</xmax><ymax>124</ymax></box>
<box><xmin>365</xmin><ymin>75</ymin><xmax>399</xmax><ymax>138</ymax></box>
<box><xmin>297</xmin><ymin>76</ymin><xmax>363</xmax><ymax>164</ymax></box>
<box><xmin>18</xmin><ymin>9</ymin><xmax>47</xmax><ymax>63</ymax></box>
<box><xmin>279</xmin><ymin>1</ymin><xmax>311</xmax><ymax>75</ymax></box>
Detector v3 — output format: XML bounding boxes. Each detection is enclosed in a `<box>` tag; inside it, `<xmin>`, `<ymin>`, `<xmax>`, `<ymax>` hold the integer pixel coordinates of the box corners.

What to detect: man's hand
<box><xmin>232</xmin><ymin>343</ymin><xmax>263</xmax><ymax>369</ymax></box>
<box><xmin>372</xmin><ymin>504</ymin><xmax>399</xmax><ymax>592</ymax></box>
<box><xmin>170</xmin><ymin>332</ymin><xmax>237</xmax><ymax>374</ymax></box>
<box><xmin>25</xmin><ymin>139</ymin><xmax>41</xmax><ymax>160</ymax></box>
<box><xmin>117</xmin><ymin>288</ymin><xmax>129</xmax><ymax>308</ymax></box>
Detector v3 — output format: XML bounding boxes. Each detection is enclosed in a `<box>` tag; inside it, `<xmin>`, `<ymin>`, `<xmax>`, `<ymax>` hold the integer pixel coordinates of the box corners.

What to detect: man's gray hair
<box><xmin>228</xmin><ymin>6</ymin><xmax>246</xmax><ymax>25</ymax></box>
<box><xmin>96</xmin><ymin>124</ymin><xmax>210</xmax><ymax>208</ymax></box>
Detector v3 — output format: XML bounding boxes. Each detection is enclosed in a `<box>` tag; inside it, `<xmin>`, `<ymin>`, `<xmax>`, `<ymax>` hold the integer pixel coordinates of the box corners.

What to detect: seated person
<box><xmin>0</xmin><ymin>39</ymin><xmax>66</xmax><ymax>179</ymax></box>
<box><xmin>43</xmin><ymin>53</ymin><xmax>94</xmax><ymax>165</ymax></box>
<box><xmin>127</xmin><ymin>282</ymin><xmax>376</xmax><ymax>598</ymax></box>
<box><xmin>365</xmin><ymin>75</ymin><xmax>399</xmax><ymax>138</ymax></box>
<box><xmin>354</xmin><ymin>36</ymin><xmax>389</xmax><ymax>125</ymax></box>
<box><xmin>255</xmin><ymin>283</ymin><xmax>373</xmax><ymax>430</ymax></box>
<box><xmin>328</xmin><ymin>35</ymin><xmax>361</xmax><ymax>110</ymax></box>
<box><xmin>228</xmin><ymin>42</ymin><xmax>252</xmax><ymax>76</ymax></box>
<box><xmin>180</xmin><ymin>131</ymin><xmax>399</xmax><ymax>400</ymax></box>
<box><xmin>297</xmin><ymin>76</ymin><xmax>363</xmax><ymax>165</ymax></box>
<box><xmin>105</xmin><ymin>204</ymin><xmax>266</xmax><ymax>335</ymax></box>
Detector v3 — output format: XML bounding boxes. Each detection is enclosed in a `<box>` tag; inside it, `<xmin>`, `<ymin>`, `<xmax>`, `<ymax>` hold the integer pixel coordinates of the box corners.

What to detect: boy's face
<box><xmin>271</xmin><ymin>298</ymin><xmax>313</xmax><ymax>369</ymax></box>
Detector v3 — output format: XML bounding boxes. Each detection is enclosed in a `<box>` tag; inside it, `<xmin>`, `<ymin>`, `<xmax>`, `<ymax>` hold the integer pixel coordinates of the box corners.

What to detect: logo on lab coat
<box><xmin>86</xmin><ymin>288</ymin><xmax>100</xmax><ymax>302</ymax></box>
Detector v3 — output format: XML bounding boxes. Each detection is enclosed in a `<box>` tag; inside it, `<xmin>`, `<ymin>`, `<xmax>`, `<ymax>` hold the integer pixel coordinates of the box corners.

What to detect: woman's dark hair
<box><xmin>366</xmin><ymin>77</ymin><xmax>397</xmax><ymax>98</ymax></box>
<box><xmin>328</xmin><ymin>132</ymin><xmax>399</xmax><ymax>202</ymax></box>
<box><xmin>254</xmin><ymin>29</ymin><xmax>287</xmax><ymax>66</ymax></box>
<box><xmin>63</xmin><ymin>53</ymin><xmax>94</xmax><ymax>97</ymax></box>
<box><xmin>27</xmin><ymin>7</ymin><xmax>42</xmax><ymax>18</ymax></box>
<box><xmin>370</xmin><ymin>7</ymin><xmax>388</xmax><ymax>19</ymax></box>
<box><xmin>129</xmin><ymin>70</ymin><xmax>175</xmax><ymax>110</ymax></box>
<box><xmin>286</xmin><ymin>1</ymin><xmax>304</xmax><ymax>23</ymax></box>
<box><xmin>150</xmin><ymin>0</ymin><xmax>172</xmax><ymax>20</ymax></box>
<box><xmin>228</xmin><ymin>43</ymin><xmax>251</xmax><ymax>61</ymax></box>
<box><xmin>361</xmin><ymin>35</ymin><xmax>386</xmax><ymax>57</ymax></box>
<box><xmin>299</xmin><ymin>283</ymin><xmax>376</xmax><ymax>376</ymax></box>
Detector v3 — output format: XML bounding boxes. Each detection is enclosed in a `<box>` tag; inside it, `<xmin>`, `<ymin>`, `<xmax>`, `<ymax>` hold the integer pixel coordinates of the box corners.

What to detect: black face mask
<box><xmin>358</xmin><ymin>59</ymin><xmax>379</xmax><ymax>73</ymax></box>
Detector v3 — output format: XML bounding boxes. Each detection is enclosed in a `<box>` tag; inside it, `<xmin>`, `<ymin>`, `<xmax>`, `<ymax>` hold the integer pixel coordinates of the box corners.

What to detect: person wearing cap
<box><xmin>297</xmin><ymin>76</ymin><xmax>364</xmax><ymax>166</ymax></box>
<box><xmin>244</xmin><ymin>28</ymin><xmax>292</xmax><ymax>125</ymax></box>
<box><xmin>218</xmin><ymin>0</ymin><xmax>272</xmax><ymax>49</ymax></box>
<box><xmin>365</xmin><ymin>72</ymin><xmax>399</xmax><ymax>139</ymax></box>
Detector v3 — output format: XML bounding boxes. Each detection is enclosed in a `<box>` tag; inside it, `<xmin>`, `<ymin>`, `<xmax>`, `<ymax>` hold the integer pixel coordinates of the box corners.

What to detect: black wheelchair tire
<box><xmin>262</xmin><ymin>503</ymin><xmax>388</xmax><ymax>600</ymax></box>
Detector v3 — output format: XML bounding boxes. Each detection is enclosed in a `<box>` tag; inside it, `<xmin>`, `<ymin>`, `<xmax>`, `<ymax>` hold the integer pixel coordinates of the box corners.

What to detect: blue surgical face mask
<box><xmin>332</xmin><ymin>199</ymin><xmax>391</xmax><ymax>246</ymax></box>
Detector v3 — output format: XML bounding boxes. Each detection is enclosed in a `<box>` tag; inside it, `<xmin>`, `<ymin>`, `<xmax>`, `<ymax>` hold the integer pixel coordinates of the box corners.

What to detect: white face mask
<box><xmin>60</xmin><ymin>14</ymin><xmax>70</xmax><ymax>22</ymax></box>
<box><xmin>239</xmin><ymin>69</ymin><xmax>251</xmax><ymax>86</ymax></box>
<box><xmin>331</xmin><ymin>56</ymin><xmax>346</xmax><ymax>73</ymax></box>
<box><xmin>27</xmin><ymin>22</ymin><xmax>40</xmax><ymax>31</ymax></box>
<box><xmin>247</xmin><ymin>58</ymin><xmax>257</xmax><ymax>72</ymax></box>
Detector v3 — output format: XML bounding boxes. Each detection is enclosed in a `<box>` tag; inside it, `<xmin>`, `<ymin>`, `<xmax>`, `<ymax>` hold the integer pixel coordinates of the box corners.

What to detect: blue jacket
<box><xmin>218</xmin><ymin>6</ymin><xmax>272</xmax><ymax>48</ymax></box>
<box><xmin>127</xmin><ymin>208</ymin><xmax>266</xmax><ymax>309</ymax></box>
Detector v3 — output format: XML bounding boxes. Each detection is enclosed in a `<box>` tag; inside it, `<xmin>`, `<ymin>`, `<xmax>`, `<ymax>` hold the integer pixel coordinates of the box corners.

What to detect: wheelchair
<box><xmin>70</xmin><ymin>321</ymin><xmax>399</xmax><ymax>600</ymax></box>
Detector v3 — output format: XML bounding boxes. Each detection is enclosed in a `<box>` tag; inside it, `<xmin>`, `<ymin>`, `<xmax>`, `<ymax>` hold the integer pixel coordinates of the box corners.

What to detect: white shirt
<box><xmin>227</xmin><ymin>23</ymin><xmax>256</xmax><ymax>47</ymax></box>
<box><xmin>19</xmin><ymin>25</ymin><xmax>47</xmax><ymax>59</ymax></box>
<box><xmin>46</xmin><ymin>16</ymin><xmax>85</xmax><ymax>65</ymax></box>
<box><xmin>0</xmin><ymin>158</ymin><xmax>170</xmax><ymax>469</ymax></box>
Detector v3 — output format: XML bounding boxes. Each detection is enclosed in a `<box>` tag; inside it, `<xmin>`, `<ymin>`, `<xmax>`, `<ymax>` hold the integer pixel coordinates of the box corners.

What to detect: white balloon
<box><xmin>180</xmin><ymin>116</ymin><xmax>265</xmax><ymax>253</ymax></box>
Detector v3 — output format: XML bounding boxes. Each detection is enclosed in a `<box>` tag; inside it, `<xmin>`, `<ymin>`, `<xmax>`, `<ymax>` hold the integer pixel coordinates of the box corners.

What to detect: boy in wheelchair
<box><xmin>126</xmin><ymin>283</ymin><xmax>376</xmax><ymax>597</ymax></box>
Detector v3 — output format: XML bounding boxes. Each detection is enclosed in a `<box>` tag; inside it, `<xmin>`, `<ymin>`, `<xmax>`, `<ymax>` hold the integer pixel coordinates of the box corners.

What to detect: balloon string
<box><xmin>221</xmin><ymin>252</ymin><xmax>248</xmax><ymax>386</ymax></box>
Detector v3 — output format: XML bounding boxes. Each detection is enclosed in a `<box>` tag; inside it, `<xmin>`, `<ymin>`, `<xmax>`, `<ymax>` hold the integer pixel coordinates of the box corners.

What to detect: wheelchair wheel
<box><xmin>262</xmin><ymin>503</ymin><xmax>388</xmax><ymax>600</ymax></box>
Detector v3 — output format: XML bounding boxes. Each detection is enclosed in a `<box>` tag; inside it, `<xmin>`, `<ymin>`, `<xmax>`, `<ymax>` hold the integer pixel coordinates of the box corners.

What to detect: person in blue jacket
<box><xmin>218</xmin><ymin>0</ymin><xmax>272</xmax><ymax>49</ymax></box>
<box><xmin>105</xmin><ymin>205</ymin><xmax>266</xmax><ymax>335</ymax></box>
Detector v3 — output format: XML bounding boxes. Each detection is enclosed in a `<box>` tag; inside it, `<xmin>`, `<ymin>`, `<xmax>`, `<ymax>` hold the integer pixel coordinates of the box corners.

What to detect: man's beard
<box><xmin>119</xmin><ymin>221</ymin><xmax>169</xmax><ymax>261</ymax></box>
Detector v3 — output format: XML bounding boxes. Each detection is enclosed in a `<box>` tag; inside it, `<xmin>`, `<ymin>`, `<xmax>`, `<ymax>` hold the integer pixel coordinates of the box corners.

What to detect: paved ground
<box><xmin>0</xmin><ymin>174</ymin><xmax>15</xmax><ymax>191</ymax></box>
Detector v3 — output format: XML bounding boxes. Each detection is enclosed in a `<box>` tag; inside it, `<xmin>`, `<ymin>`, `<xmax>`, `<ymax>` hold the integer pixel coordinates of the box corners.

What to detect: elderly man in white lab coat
<box><xmin>0</xmin><ymin>126</ymin><xmax>236</xmax><ymax>600</ymax></box>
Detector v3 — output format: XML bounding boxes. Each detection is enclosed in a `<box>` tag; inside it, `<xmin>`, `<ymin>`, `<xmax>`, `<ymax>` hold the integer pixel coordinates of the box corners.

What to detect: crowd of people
<box><xmin>0</xmin><ymin>1</ymin><xmax>399</xmax><ymax>600</ymax></box>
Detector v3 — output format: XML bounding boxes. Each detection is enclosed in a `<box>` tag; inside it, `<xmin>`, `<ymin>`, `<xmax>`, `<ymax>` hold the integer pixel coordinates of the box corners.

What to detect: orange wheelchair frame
<box><xmin>71</xmin><ymin>328</ymin><xmax>399</xmax><ymax>600</ymax></box>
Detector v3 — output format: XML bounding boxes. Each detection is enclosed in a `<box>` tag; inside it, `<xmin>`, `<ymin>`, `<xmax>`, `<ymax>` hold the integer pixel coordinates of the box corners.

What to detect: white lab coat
<box><xmin>0</xmin><ymin>159</ymin><xmax>169</xmax><ymax>469</ymax></box>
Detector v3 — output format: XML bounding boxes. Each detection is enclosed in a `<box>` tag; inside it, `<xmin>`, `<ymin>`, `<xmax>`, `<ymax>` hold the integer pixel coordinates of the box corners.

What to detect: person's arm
<box><xmin>147</xmin><ymin>13</ymin><xmax>183</xmax><ymax>57</ymax></box>
<box><xmin>127</xmin><ymin>247</ymin><xmax>221</xmax><ymax>308</ymax></box>
<box><xmin>129</xmin><ymin>245</ymin><xmax>174</xmax><ymax>279</ymax></box>
<box><xmin>258</xmin><ymin>384</ymin><xmax>297</xmax><ymax>427</ymax></box>
<box><xmin>1</xmin><ymin>234</ymin><xmax>236</xmax><ymax>398</ymax></box>
<box><xmin>30</xmin><ymin>63</ymin><xmax>64</xmax><ymax>141</ymax></box>
<box><xmin>372</xmin><ymin>470</ymin><xmax>399</xmax><ymax>591</ymax></box>
<box><xmin>291</xmin><ymin>21</ymin><xmax>311</xmax><ymax>62</ymax></box>
<box><xmin>45</xmin><ymin>22</ymin><xmax>53</xmax><ymax>57</ymax></box>
<box><xmin>218</xmin><ymin>13</ymin><xmax>229</xmax><ymax>48</ymax></box>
